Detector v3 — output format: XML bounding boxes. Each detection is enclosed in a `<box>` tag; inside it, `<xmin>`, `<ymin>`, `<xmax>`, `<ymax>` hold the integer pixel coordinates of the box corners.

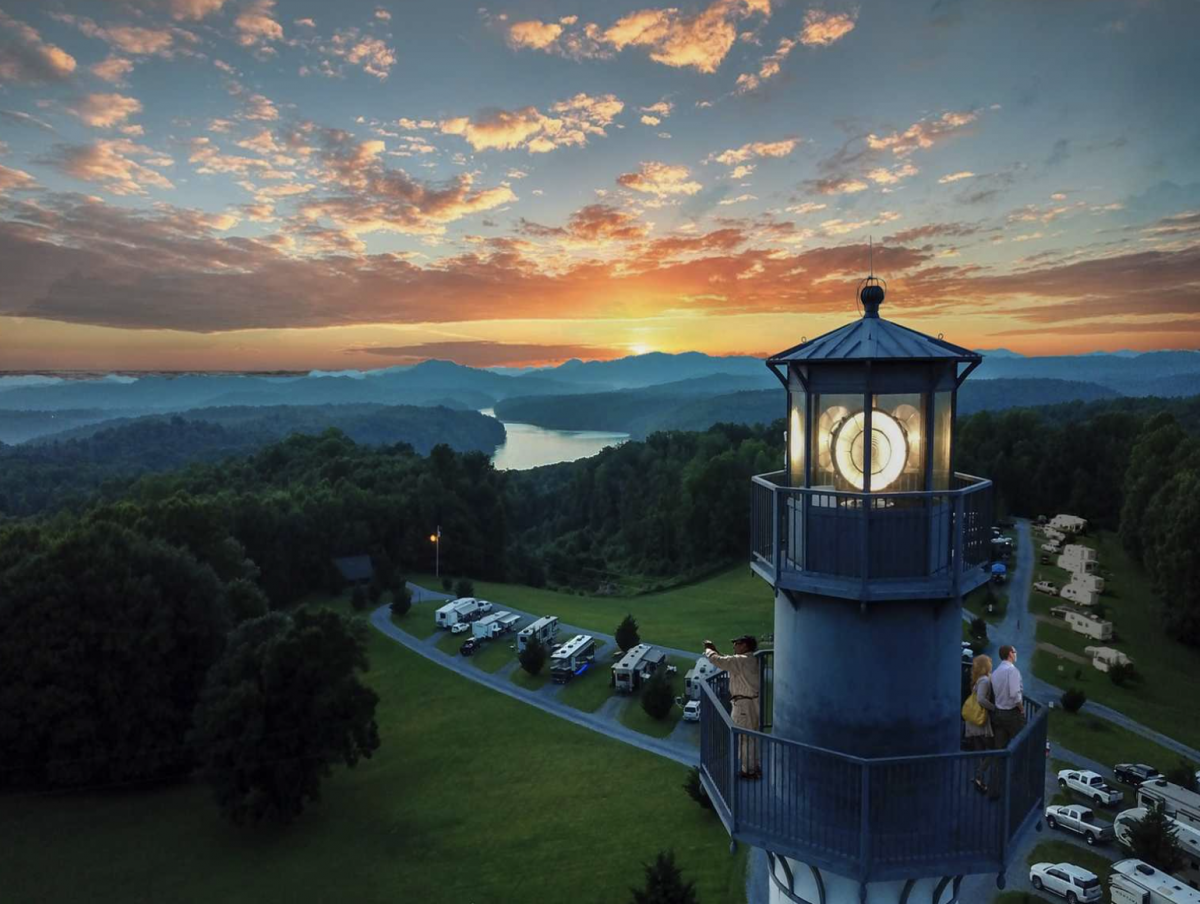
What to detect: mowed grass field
<box><xmin>411</xmin><ymin>564</ymin><xmax>774</xmax><ymax>653</ymax></box>
<box><xmin>1030</xmin><ymin>531</ymin><xmax>1200</xmax><ymax>752</ymax></box>
<box><xmin>0</xmin><ymin>619</ymin><xmax>747</xmax><ymax>904</ymax></box>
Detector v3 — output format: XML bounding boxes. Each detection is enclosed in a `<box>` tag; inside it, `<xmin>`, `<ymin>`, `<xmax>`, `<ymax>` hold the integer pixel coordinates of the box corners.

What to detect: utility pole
<box><xmin>429</xmin><ymin>525</ymin><xmax>441</xmax><ymax>577</ymax></box>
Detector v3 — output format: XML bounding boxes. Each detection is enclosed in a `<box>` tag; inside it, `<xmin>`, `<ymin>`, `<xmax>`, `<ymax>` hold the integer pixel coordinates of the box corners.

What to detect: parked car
<box><xmin>1035</xmin><ymin>581</ymin><xmax>1059</xmax><ymax>595</ymax></box>
<box><xmin>1058</xmin><ymin>770</ymin><xmax>1123</xmax><ymax>807</ymax></box>
<box><xmin>682</xmin><ymin>700</ymin><xmax>701</xmax><ymax>722</ymax></box>
<box><xmin>451</xmin><ymin>622</ymin><xmax>471</xmax><ymax>634</ymax></box>
<box><xmin>460</xmin><ymin>638</ymin><xmax>480</xmax><ymax>656</ymax></box>
<box><xmin>1113</xmin><ymin>763</ymin><xmax>1160</xmax><ymax>787</ymax></box>
<box><xmin>1029</xmin><ymin>862</ymin><xmax>1103</xmax><ymax>902</ymax></box>
<box><xmin>1044</xmin><ymin>804</ymin><xmax>1115</xmax><ymax>845</ymax></box>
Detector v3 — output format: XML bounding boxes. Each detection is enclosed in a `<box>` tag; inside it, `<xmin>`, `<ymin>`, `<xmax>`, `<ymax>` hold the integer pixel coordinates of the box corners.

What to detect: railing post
<box><xmin>952</xmin><ymin>493</ymin><xmax>965</xmax><ymax>597</ymax></box>
<box><xmin>1001</xmin><ymin>749</ymin><xmax>1013</xmax><ymax>866</ymax></box>
<box><xmin>859</xmin><ymin>762</ymin><xmax>872</xmax><ymax>883</ymax></box>
<box><xmin>729</xmin><ymin>726</ymin><xmax>739</xmax><ymax>833</ymax></box>
<box><xmin>771</xmin><ymin>487</ymin><xmax>781</xmax><ymax>584</ymax></box>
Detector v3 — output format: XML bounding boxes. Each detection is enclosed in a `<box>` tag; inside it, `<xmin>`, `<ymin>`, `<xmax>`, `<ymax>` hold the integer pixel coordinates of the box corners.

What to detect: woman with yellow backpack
<box><xmin>962</xmin><ymin>654</ymin><xmax>997</xmax><ymax>795</ymax></box>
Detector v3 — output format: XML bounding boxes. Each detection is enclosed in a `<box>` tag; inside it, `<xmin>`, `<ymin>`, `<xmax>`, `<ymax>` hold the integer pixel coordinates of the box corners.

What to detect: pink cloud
<box><xmin>67</xmin><ymin>93</ymin><xmax>144</xmax><ymax>129</ymax></box>
<box><xmin>41</xmin><ymin>139</ymin><xmax>175</xmax><ymax>196</ymax></box>
<box><xmin>0</xmin><ymin>10</ymin><xmax>77</xmax><ymax>83</ymax></box>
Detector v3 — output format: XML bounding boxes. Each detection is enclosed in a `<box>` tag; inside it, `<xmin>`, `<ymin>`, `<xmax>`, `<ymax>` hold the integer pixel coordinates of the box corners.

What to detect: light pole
<box><xmin>429</xmin><ymin>525</ymin><xmax>441</xmax><ymax>578</ymax></box>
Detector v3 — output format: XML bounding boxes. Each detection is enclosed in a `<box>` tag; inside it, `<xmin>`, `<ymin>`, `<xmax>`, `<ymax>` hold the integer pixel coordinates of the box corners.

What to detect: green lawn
<box><xmin>1033</xmin><ymin>532</ymin><xmax>1200</xmax><ymax>751</ymax></box>
<box><xmin>434</xmin><ymin>629</ymin><xmax>466</xmax><ymax>656</ymax></box>
<box><xmin>617</xmin><ymin>659</ymin><xmax>691</xmax><ymax>739</ymax></box>
<box><xmin>411</xmin><ymin>564</ymin><xmax>772</xmax><ymax>654</ymax></box>
<box><xmin>389</xmin><ymin>611</ymin><xmax>438</xmax><ymax>641</ymax></box>
<box><xmin>0</xmin><ymin>616</ymin><xmax>747</xmax><ymax>904</ymax></box>
<box><xmin>509</xmin><ymin>665</ymin><xmax>550</xmax><ymax>691</ymax></box>
<box><xmin>1047</xmin><ymin>707</ymin><xmax>1184</xmax><ymax>777</ymax></box>
<box><xmin>558</xmin><ymin>666</ymin><xmax>616</xmax><ymax>713</ymax></box>
<box><xmin>993</xmin><ymin>892</ymin><xmax>1054</xmax><ymax>904</ymax></box>
<box><xmin>470</xmin><ymin>637</ymin><xmax>518</xmax><ymax>673</ymax></box>
<box><xmin>1026</xmin><ymin>840</ymin><xmax>1117</xmax><ymax>887</ymax></box>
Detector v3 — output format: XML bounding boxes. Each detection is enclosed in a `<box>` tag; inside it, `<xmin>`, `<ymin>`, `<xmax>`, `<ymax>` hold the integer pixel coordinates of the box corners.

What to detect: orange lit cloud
<box><xmin>439</xmin><ymin>93</ymin><xmax>623</xmax><ymax>154</ymax></box>
<box><xmin>519</xmin><ymin>203</ymin><xmax>651</xmax><ymax>245</ymax></box>
<box><xmin>91</xmin><ymin>55</ymin><xmax>135</xmax><ymax>84</ymax></box>
<box><xmin>799</xmin><ymin>10</ymin><xmax>857</xmax><ymax>47</ymax></box>
<box><xmin>507</xmin><ymin>20</ymin><xmax>563</xmax><ymax>50</ymax></box>
<box><xmin>617</xmin><ymin>161</ymin><xmax>702</xmax><ymax>196</ymax></box>
<box><xmin>868</xmin><ymin>110</ymin><xmax>979</xmax><ymax>157</ymax></box>
<box><xmin>0</xmin><ymin>10</ymin><xmax>77</xmax><ymax>83</ymax></box>
<box><xmin>41</xmin><ymin>139</ymin><xmax>175</xmax><ymax>195</ymax></box>
<box><xmin>712</xmin><ymin>139</ymin><xmax>799</xmax><ymax>166</ymax></box>
<box><xmin>67</xmin><ymin>93</ymin><xmax>144</xmax><ymax>129</ymax></box>
<box><xmin>234</xmin><ymin>0</ymin><xmax>283</xmax><ymax>47</ymax></box>
<box><xmin>0</xmin><ymin>164</ymin><xmax>36</xmax><ymax>192</ymax></box>
<box><xmin>346</xmin><ymin>340</ymin><xmax>624</xmax><ymax>366</ymax></box>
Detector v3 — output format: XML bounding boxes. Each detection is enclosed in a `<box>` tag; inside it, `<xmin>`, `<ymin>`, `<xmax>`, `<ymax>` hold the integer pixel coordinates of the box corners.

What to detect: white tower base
<box><xmin>767</xmin><ymin>853</ymin><xmax>962</xmax><ymax>904</ymax></box>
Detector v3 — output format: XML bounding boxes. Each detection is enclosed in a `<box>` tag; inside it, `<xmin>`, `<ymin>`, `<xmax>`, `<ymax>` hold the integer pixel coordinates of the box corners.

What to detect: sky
<box><xmin>0</xmin><ymin>0</ymin><xmax>1198</xmax><ymax>371</ymax></box>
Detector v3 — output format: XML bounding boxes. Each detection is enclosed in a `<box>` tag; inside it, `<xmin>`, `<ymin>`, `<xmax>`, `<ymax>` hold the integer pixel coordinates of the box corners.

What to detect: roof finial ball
<box><xmin>858</xmin><ymin>275</ymin><xmax>886</xmax><ymax>319</ymax></box>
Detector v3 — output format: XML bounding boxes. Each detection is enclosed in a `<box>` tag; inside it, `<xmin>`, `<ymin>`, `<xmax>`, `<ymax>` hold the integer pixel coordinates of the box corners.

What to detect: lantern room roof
<box><xmin>768</xmin><ymin>280</ymin><xmax>982</xmax><ymax>365</ymax></box>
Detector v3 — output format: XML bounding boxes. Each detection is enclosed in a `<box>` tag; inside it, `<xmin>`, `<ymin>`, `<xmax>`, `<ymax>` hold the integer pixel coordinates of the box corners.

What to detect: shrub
<box><xmin>1109</xmin><ymin>661</ymin><xmax>1139</xmax><ymax>687</ymax></box>
<box><xmin>389</xmin><ymin>579</ymin><xmax>413</xmax><ymax>617</ymax></box>
<box><xmin>441</xmin><ymin>576</ymin><xmax>452</xmax><ymax>592</ymax></box>
<box><xmin>454</xmin><ymin>577</ymin><xmax>475</xmax><ymax>599</ymax></box>
<box><xmin>641</xmin><ymin>668</ymin><xmax>674</xmax><ymax>720</ymax></box>
<box><xmin>629</xmin><ymin>850</ymin><xmax>698</xmax><ymax>904</ymax></box>
<box><xmin>682</xmin><ymin>766</ymin><xmax>714</xmax><ymax>811</ymax></box>
<box><xmin>1060</xmin><ymin>687</ymin><xmax>1087</xmax><ymax>713</ymax></box>
<box><xmin>970</xmin><ymin>616</ymin><xmax>988</xmax><ymax>640</ymax></box>
<box><xmin>1074</xmin><ymin>668</ymin><xmax>1084</xmax><ymax>681</ymax></box>
<box><xmin>519</xmin><ymin>638</ymin><xmax>546</xmax><ymax>676</ymax></box>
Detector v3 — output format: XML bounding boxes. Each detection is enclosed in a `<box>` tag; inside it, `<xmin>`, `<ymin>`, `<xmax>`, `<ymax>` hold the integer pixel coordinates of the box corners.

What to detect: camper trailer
<box><xmin>1050</xmin><ymin>514</ymin><xmax>1089</xmax><ymax>534</ymax></box>
<box><xmin>683</xmin><ymin>655</ymin><xmax>721</xmax><ymax>700</ymax></box>
<box><xmin>1077</xmin><ymin>573</ymin><xmax>1106</xmax><ymax>594</ymax></box>
<box><xmin>1042</xmin><ymin>541</ymin><xmax>1063</xmax><ymax>555</ymax></box>
<box><xmin>1062</xmin><ymin>582</ymin><xmax>1100</xmax><ymax>607</ymax></box>
<box><xmin>1111</xmin><ymin>860</ymin><xmax>1200</xmax><ymax>904</ymax></box>
<box><xmin>1065</xmin><ymin>609</ymin><xmax>1114</xmax><ymax>641</ymax></box>
<box><xmin>1085</xmin><ymin>645</ymin><xmax>1132</xmax><ymax>673</ymax></box>
<box><xmin>471</xmin><ymin>613</ymin><xmax>503</xmax><ymax>640</ymax></box>
<box><xmin>1138</xmin><ymin>781</ymin><xmax>1200</xmax><ymax>832</ymax></box>
<box><xmin>1059</xmin><ymin>544</ymin><xmax>1099</xmax><ymax>574</ymax></box>
<box><xmin>612</xmin><ymin>644</ymin><xmax>667</xmax><ymax>693</ymax></box>
<box><xmin>1115</xmin><ymin>809</ymin><xmax>1200</xmax><ymax>889</ymax></box>
<box><xmin>496</xmin><ymin>612</ymin><xmax>521</xmax><ymax>634</ymax></box>
<box><xmin>435</xmin><ymin>597</ymin><xmax>484</xmax><ymax>628</ymax></box>
<box><xmin>550</xmin><ymin>634</ymin><xmax>597</xmax><ymax>684</ymax></box>
<box><xmin>516</xmin><ymin>615</ymin><xmax>559</xmax><ymax>653</ymax></box>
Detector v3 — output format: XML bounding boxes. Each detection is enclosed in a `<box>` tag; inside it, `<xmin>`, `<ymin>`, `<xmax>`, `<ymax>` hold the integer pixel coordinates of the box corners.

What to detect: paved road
<box><xmin>963</xmin><ymin>520</ymin><xmax>1200</xmax><ymax>764</ymax></box>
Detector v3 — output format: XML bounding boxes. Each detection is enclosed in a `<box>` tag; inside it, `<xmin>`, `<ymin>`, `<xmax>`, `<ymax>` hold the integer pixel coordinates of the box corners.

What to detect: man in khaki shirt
<box><xmin>703</xmin><ymin>634</ymin><xmax>761</xmax><ymax>778</ymax></box>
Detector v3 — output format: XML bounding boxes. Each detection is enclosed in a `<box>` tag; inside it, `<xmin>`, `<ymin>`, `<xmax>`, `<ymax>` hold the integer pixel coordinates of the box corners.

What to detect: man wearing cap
<box><xmin>703</xmin><ymin>635</ymin><xmax>761</xmax><ymax>779</ymax></box>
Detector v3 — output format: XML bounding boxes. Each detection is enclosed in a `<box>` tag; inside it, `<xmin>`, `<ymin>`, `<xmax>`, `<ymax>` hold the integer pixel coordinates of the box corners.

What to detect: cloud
<box><xmin>0</xmin><ymin>164</ymin><xmax>36</xmax><ymax>193</ymax></box>
<box><xmin>241</xmin><ymin>93</ymin><xmax>279</xmax><ymax>121</ymax></box>
<box><xmin>439</xmin><ymin>93</ymin><xmax>623</xmax><ymax>154</ymax></box>
<box><xmin>718</xmin><ymin>193</ymin><xmax>757</xmax><ymax>206</ymax></box>
<box><xmin>0</xmin><ymin>10</ymin><xmax>77</xmax><ymax>83</ymax></box>
<box><xmin>806</xmin><ymin>175</ymin><xmax>869</xmax><ymax>195</ymax></box>
<box><xmin>519</xmin><ymin>203</ymin><xmax>650</xmax><ymax>245</ymax></box>
<box><xmin>786</xmin><ymin>201</ymin><xmax>827</xmax><ymax>214</ymax></box>
<box><xmin>938</xmin><ymin>171</ymin><xmax>974</xmax><ymax>184</ymax></box>
<box><xmin>617</xmin><ymin>161</ymin><xmax>702</xmax><ymax>197</ymax></box>
<box><xmin>711</xmin><ymin>139</ymin><xmax>798</xmax><ymax>166</ymax></box>
<box><xmin>374</xmin><ymin>8</ymin><xmax>391</xmax><ymax>21</ymax></box>
<box><xmin>799</xmin><ymin>10</ymin><xmax>857</xmax><ymax>46</ymax></box>
<box><xmin>866</xmin><ymin>162</ymin><xmax>918</xmax><ymax>185</ymax></box>
<box><xmin>507</xmin><ymin>20</ymin><xmax>563</xmax><ymax>50</ymax></box>
<box><xmin>120</xmin><ymin>0</ymin><xmax>231</xmax><ymax>20</ymax></box>
<box><xmin>346</xmin><ymin>340</ymin><xmax>624</xmax><ymax>367</ymax></box>
<box><xmin>884</xmin><ymin>222</ymin><xmax>983</xmax><ymax>244</ymax></box>
<box><xmin>501</xmin><ymin>0</ymin><xmax>770</xmax><ymax>72</ymax></box>
<box><xmin>91</xmin><ymin>56</ymin><xmax>136</xmax><ymax>84</ymax></box>
<box><xmin>867</xmin><ymin>110</ymin><xmax>978</xmax><ymax>157</ymax></box>
<box><xmin>641</xmin><ymin>100</ymin><xmax>673</xmax><ymax>118</ymax></box>
<box><xmin>54</xmin><ymin>15</ymin><xmax>190</xmax><ymax>57</ymax></box>
<box><xmin>324</xmin><ymin>29</ymin><xmax>397</xmax><ymax>79</ymax></box>
<box><xmin>234</xmin><ymin>0</ymin><xmax>283</xmax><ymax>47</ymax></box>
<box><xmin>188</xmin><ymin>137</ymin><xmax>293</xmax><ymax>179</ymax></box>
<box><xmin>67</xmin><ymin>93</ymin><xmax>144</xmax><ymax>129</ymax></box>
<box><xmin>40</xmin><ymin>139</ymin><xmax>175</xmax><ymax>195</ymax></box>
<box><xmin>1</xmin><ymin>109</ymin><xmax>55</xmax><ymax>132</ymax></box>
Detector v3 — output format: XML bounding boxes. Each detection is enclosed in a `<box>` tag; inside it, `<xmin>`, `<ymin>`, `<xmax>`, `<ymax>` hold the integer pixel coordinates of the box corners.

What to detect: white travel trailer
<box><xmin>1075</xmin><ymin>573</ymin><xmax>1106</xmax><ymax>594</ymax></box>
<box><xmin>1138</xmin><ymin>781</ymin><xmax>1200</xmax><ymax>832</ymax></box>
<box><xmin>1114</xmin><ymin>808</ymin><xmax>1200</xmax><ymax>889</ymax></box>
<box><xmin>550</xmin><ymin>634</ymin><xmax>597</xmax><ymax>684</ymax></box>
<box><xmin>496</xmin><ymin>612</ymin><xmax>521</xmax><ymax>634</ymax></box>
<box><xmin>1086</xmin><ymin>645</ymin><xmax>1132</xmax><ymax>673</ymax></box>
<box><xmin>471</xmin><ymin>613</ymin><xmax>503</xmax><ymax>640</ymax></box>
<box><xmin>1065</xmin><ymin>609</ymin><xmax>1113</xmax><ymax>641</ymax></box>
<box><xmin>1050</xmin><ymin>514</ymin><xmax>1089</xmax><ymax>534</ymax></box>
<box><xmin>1042</xmin><ymin>541</ymin><xmax>1063</xmax><ymax>554</ymax></box>
<box><xmin>434</xmin><ymin>597</ymin><xmax>484</xmax><ymax>628</ymax></box>
<box><xmin>684</xmin><ymin>655</ymin><xmax>721</xmax><ymax>700</ymax></box>
<box><xmin>1059</xmin><ymin>544</ymin><xmax>1099</xmax><ymax>574</ymax></box>
<box><xmin>1111</xmin><ymin>859</ymin><xmax>1200</xmax><ymax>904</ymax></box>
<box><xmin>516</xmin><ymin>615</ymin><xmax>559</xmax><ymax>652</ymax></box>
<box><xmin>612</xmin><ymin>643</ymin><xmax>667</xmax><ymax>693</ymax></box>
<box><xmin>1062</xmin><ymin>582</ymin><xmax>1100</xmax><ymax>607</ymax></box>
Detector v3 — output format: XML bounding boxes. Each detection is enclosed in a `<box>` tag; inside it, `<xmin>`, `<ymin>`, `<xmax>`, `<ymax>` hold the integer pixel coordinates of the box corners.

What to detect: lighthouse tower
<box><xmin>697</xmin><ymin>277</ymin><xmax>1047</xmax><ymax>904</ymax></box>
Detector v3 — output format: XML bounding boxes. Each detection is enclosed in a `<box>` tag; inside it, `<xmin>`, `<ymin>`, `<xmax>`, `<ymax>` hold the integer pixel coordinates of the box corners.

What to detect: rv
<box><xmin>1059</xmin><ymin>544</ymin><xmax>1098</xmax><ymax>574</ymax></box>
<box><xmin>550</xmin><ymin>634</ymin><xmax>597</xmax><ymax>684</ymax></box>
<box><xmin>471</xmin><ymin>613</ymin><xmax>503</xmax><ymax>640</ymax></box>
<box><xmin>1050</xmin><ymin>514</ymin><xmax>1089</xmax><ymax>534</ymax></box>
<box><xmin>1042</xmin><ymin>541</ymin><xmax>1063</xmax><ymax>554</ymax></box>
<box><xmin>612</xmin><ymin>643</ymin><xmax>667</xmax><ymax>693</ymax></box>
<box><xmin>1062</xmin><ymin>582</ymin><xmax>1100</xmax><ymax>607</ymax></box>
<box><xmin>1065</xmin><ymin>609</ymin><xmax>1113</xmax><ymax>641</ymax></box>
<box><xmin>1138</xmin><ymin>781</ymin><xmax>1200</xmax><ymax>832</ymax></box>
<box><xmin>434</xmin><ymin>597</ymin><xmax>484</xmax><ymax>628</ymax></box>
<box><xmin>1086</xmin><ymin>645</ymin><xmax>1132</xmax><ymax>673</ymax></box>
<box><xmin>496</xmin><ymin>612</ymin><xmax>521</xmax><ymax>634</ymax></box>
<box><xmin>517</xmin><ymin>615</ymin><xmax>559</xmax><ymax>652</ymax></box>
<box><xmin>1111</xmin><ymin>860</ymin><xmax>1200</xmax><ymax>904</ymax></box>
<box><xmin>1115</xmin><ymin>808</ymin><xmax>1200</xmax><ymax>889</ymax></box>
<box><xmin>683</xmin><ymin>655</ymin><xmax>721</xmax><ymax>700</ymax></box>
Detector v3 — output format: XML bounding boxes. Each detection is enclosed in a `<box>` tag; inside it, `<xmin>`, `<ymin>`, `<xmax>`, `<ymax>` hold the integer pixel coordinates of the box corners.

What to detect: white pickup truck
<box><xmin>1044</xmin><ymin>804</ymin><xmax>1115</xmax><ymax>846</ymax></box>
<box><xmin>1034</xmin><ymin>581</ymin><xmax>1058</xmax><ymax>595</ymax></box>
<box><xmin>1058</xmin><ymin>769</ymin><xmax>1123</xmax><ymax>807</ymax></box>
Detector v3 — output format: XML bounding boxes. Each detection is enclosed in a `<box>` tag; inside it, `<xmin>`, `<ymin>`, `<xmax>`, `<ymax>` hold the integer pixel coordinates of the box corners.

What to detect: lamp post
<box><xmin>429</xmin><ymin>525</ymin><xmax>440</xmax><ymax>578</ymax></box>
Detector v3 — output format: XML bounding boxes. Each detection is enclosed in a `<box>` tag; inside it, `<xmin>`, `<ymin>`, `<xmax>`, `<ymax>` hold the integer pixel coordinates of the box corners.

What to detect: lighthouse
<box><xmin>698</xmin><ymin>276</ymin><xmax>1047</xmax><ymax>904</ymax></box>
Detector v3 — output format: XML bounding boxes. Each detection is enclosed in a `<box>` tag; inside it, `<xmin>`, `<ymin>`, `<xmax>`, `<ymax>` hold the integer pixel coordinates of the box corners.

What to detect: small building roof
<box><xmin>332</xmin><ymin>555</ymin><xmax>373</xmax><ymax>582</ymax></box>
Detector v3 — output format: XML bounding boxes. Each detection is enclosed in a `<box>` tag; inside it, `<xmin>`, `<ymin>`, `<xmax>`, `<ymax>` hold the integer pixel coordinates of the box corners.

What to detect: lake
<box><xmin>481</xmin><ymin>408</ymin><xmax>629</xmax><ymax>470</ymax></box>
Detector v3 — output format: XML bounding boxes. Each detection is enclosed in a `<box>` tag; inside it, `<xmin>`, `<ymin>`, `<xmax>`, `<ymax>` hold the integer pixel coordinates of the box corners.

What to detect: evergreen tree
<box><xmin>351</xmin><ymin>583</ymin><xmax>368</xmax><ymax>611</ymax></box>
<box><xmin>454</xmin><ymin>577</ymin><xmax>475</xmax><ymax>599</ymax></box>
<box><xmin>190</xmin><ymin>610</ymin><xmax>380</xmax><ymax>826</ymax></box>
<box><xmin>1128</xmin><ymin>800</ymin><xmax>1186</xmax><ymax>875</ymax></box>
<box><xmin>629</xmin><ymin>850</ymin><xmax>699</xmax><ymax>904</ymax></box>
<box><xmin>641</xmin><ymin>668</ymin><xmax>675</xmax><ymax>720</ymax></box>
<box><xmin>389</xmin><ymin>579</ymin><xmax>413</xmax><ymax>617</ymax></box>
<box><xmin>682</xmin><ymin>767</ymin><xmax>714</xmax><ymax>811</ymax></box>
<box><xmin>1060</xmin><ymin>688</ymin><xmax>1086</xmax><ymax>713</ymax></box>
<box><xmin>616</xmin><ymin>613</ymin><xmax>641</xmax><ymax>652</ymax></box>
<box><xmin>1165</xmin><ymin>760</ymin><xmax>1199</xmax><ymax>792</ymax></box>
<box><xmin>519</xmin><ymin>638</ymin><xmax>546</xmax><ymax>676</ymax></box>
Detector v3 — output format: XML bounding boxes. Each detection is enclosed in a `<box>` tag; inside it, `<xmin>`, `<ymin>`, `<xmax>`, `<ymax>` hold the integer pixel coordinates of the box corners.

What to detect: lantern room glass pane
<box><xmin>788</xmin><ymin>390</ymin><xmax>806</xmax><ymax>488</ymax></box>
<box><xmin>872</xmin><ymin>392</ymin><xmax>927</xmax><ymax>493</ymax></box>
<box><xmin>932</xmin><ymin>390</ymin><xmax>952</xmax><ymax>491</ymax></box>
<box><xmin>811</xmin><ymin>392</ymin><xmax>865</xmax><ymax>491</ymax></box>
